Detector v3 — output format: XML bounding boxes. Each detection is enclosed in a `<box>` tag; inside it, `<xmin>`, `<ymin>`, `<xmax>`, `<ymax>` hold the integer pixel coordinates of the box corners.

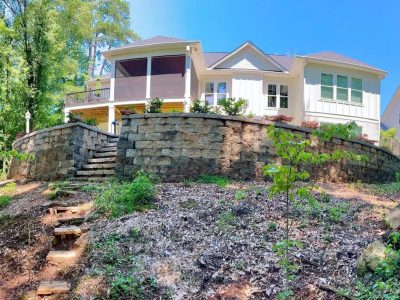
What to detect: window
<box><xmin>204</xmin><ymin>81</ymin><xmax>227</xmax><ymax>105</ymax></box>
<box><xmin>217</xmin><ymin>82</ymin><xmax>227</xmax><ymax>103</ymax></box>
<box><xmin>337</xmin><ymin>75</ymin><xmax>348</xmax><ymax>101</ymax></box>
<box><xmin>351</xmin><ymin>78</ymin><xmax>363</xmax><ymax>103</ymax></box>
<box><xmin>268</xmin><ymin>84</ymin><xmax>277</xmax><ymax>107</ymax></box>
<box><xmin>321</xmin><ymin>73</ymin><xmax>333</xmax><ymax>99</ymax></box>
<box><xmin>205</xmin><ymin>82</ymin><xmax>214</xmax><ymax>105</ymax></box>
<box><xmin>280</xmin><ymin>85</ymin><xmax>288</xmax><ymax>108</ymax></box>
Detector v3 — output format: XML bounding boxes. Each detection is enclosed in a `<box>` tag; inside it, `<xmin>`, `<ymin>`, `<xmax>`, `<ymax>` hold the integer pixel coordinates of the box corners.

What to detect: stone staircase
<box><xmin>75</xmin><ymin>137</ymin><xmax>118</xmax><ymax>181</ymax></box>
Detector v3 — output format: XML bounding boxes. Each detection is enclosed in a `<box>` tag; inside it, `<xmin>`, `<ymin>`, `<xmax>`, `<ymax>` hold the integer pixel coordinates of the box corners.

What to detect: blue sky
<box><xmin>131</xmin><ymin>0</ymin><xmax>400</xmax><ymax>112</ymax></box>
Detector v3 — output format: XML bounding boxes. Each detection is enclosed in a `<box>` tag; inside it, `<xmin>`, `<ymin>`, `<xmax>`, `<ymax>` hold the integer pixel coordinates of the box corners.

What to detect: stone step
<box><xmin>93</xmin><ymin>151</ymin><xmax>117</xmax><ymax>158</ymax></box>
<box><xmin>54</xmin><ymin>226</ymin><xmax>82</xmax><ymax>236</ymax></box>
<box><xmin>46</xmin><ymin>250</ymin><xmax>77</xmax><ymax>263</ymax></box>
<box><xmin>105</xmin><ymin>142</ymin><xmax>118</xmax><ymax>147</ymax></box>
<box><xmin>98</xmin><ymin>146</ymin><xmax>117</xmax><ymax>152</ymax></box>
<box><xmin>73</xmin><ymin>177</ymin><xmax>109</xmax><ymax>182</ymax></box>
<box><xmin>49</xmin><ymin>206</ymin><xmax>80</xmax><ymax>215</ymax></box>
<box><xmin>87</xmin><ymin>157</ymin><xmax>116</xmax><ymax>164</ymax></box>
<box><xmin>37</xmin><ymin>281</ymin><xmax>70</xmax><ymax>296</ymax></box>
<box><xmin>82</xmin><ymin>163</ymin><xmax>116</xmax><ymax>170</ymax></box>
<box><xmin>76</xmin><ymin>169</ymin><xmax>115</xmax><ymax>176</ymax></box>
<box><xmin>109</xmin><ymin>138</ymin><xmax>119</xmax><ymax>143</ymax></box>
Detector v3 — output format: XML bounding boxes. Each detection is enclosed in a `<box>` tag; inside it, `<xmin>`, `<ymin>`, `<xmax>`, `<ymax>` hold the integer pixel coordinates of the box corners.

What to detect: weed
<box><xmin>181</xmin><ymin>179</ymin><xmax>193</xmax><ymax>187</ymax></box>
<box><xmin>234</xmin><ymin>190</ymin><xmax>247</xmax><ymax>201</ymax></box>
<box><xmin>0</xmin><ymin>195</ymin><xmax>12</xmax><ymax>209</ymax></box>
<box><xmin>267</xmin><ymin>222</ymin><xmax>278</xmax><ymax>231</ymax></box>
<box><xmin>178</xmin><ymin>199</ymin><xmax>198</xmax><ymax>209</ymax></box>
<box><xmin>197</xmin><ymin>175</ymin><xmax>230</xmax><ymax>188</ymax></box>
<box><xmin>80</xmin><ymin>185</ymin><xmax>101</xmax><ymax>192</ymax></box>
<box><xmin>132</xmin><ymin>226</ymin><xmax>141</xmax><ymax>241</ymax></box>
<box><xmin>318</xmin><ymin>191</ymin><xmax>331</xmax><ymax>203</ymax></box>
<box><xmin>217</xmin><ymin>211</ymin><xmax>237</xmax><ymax>230</ymax></box>
<box><xmin>110</xmin><ymin>275</ymin><xmax>144</xmax><ymax>299</ymax></box>
<box><xmin>95</xmin><ymin>172</ymin><xmax>156</xmax><ymax>218</ymax></box>
<box><xmin>0</xmin><ymin>182</ymin><xmax>16</xmax><ymax>195</ymax></box>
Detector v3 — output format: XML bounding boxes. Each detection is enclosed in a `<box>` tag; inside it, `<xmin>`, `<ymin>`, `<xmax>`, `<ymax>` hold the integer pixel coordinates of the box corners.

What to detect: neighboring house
<box><xmin>64</xmin><ymin>35</ymin><xmax>386</xmax><ymax>141</ymax></box>
<box><xmin>382</xmin><ymin>86</ymin><xmax>400</xmax><ymax>136</ymax></box>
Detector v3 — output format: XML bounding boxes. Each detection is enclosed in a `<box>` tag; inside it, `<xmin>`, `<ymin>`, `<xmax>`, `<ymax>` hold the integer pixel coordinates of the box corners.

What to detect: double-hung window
<box><xmin>351</xmin><ymin>78</ymin><xmax>363</xmax><ymax>103</ymax></box>
<box><xmin>204</xmin><ymin>81</ymin><xmax>227</xmax><ymax>105</ymax></box>
<box><xmin>267</xmin><ymin>84</ymin><xmax>289</xmax><ymax>108</ymax></box>
<box><xmin>321</xmin><ymin>73</ymin><xmax>334</xmax><ymax>99</ymax></box>
<box><xmin>336</xmin><ymin>75</ymin><xmax>348</xmax><ymax>101</ymax></box>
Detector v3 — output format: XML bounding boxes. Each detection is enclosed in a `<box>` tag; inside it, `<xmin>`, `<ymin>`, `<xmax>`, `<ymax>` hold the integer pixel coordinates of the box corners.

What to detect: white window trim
<box><xmin>319</xmin><ymin>73</ymin><xmax>364</xmax><ymax>106</ymax></box>
<box><xmin>202</xmin><ymin>81</ymin><xmax>229</xmax><ymax>106</ymax></box>
<box><xmin>265</xmin><ymin>83</ymin><xmax>289</xmax><ymax>109</ymax></box>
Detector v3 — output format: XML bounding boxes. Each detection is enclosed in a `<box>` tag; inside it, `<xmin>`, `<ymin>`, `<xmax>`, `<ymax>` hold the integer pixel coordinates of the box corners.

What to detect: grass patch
<box><xmin>178</xmin><ymin>199</ymin><xmax>198</xmax><ymax>209</ymax></box>
<box><xmin>217</xmin><ymin>211</ymin><xmax>237</xmax><ymax>230</ymax></box>
<box><xmin>95</xmin><ymin>173</ymin><xmax>156</xmax><ymax>218</ymax></box>
<box><xmin>0</xmin><ymin>195</ymin><xmax>12</xmax><ymax>209</ymax></box>
<box><xmin>197</xmin><ymin>175</ymin><xmax>231</xmax><ymax>188</ymax></box>
<box><xmin>235</xmin><ymin>190</ymin><xmax>247</xmax><ymax>201</ymax></box>
<box><xmin>80</xmin><ymin>185</ymin><xmax>102</xmax><ymax>192</ymax></box>
<box><xmin>0</xmin><ymin>182</ymin><xmax>16</xmax><ymax>195</ymax></box>
<box><xmin>361</xmin><ymin>181</ymin><xmax>400</xmax><ymax>198</ymax></box>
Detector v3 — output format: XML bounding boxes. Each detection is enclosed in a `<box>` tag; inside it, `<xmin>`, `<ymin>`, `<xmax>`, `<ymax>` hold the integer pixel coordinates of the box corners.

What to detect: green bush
<box><xmin>0</xmin><ymin>195</ymin><xmax>12</xmax><ymax>209</ymax></box>
<box><xmin>95</xmin><ymin>173</ymin><xmax>156</xmax><ymax>218</ymax></box>
<box><xmin>218</xmin><ymin>97</ymin><xmax>247</xmax><ymax>115</ymax></box>
<box><xmin>145</xmin><ymin>97</ymin><xmax>164</xmax><ymax>113</ymax></box>
<box><xmin>197</xmin><ymin>175</ymin><xmax>231</xmax><ymax>188</ymax></box>
<box><xmin>190</xmin><ymin>99</ymin><xmax>214</xmax><ymax>114</ymax></box>
<box><xmin>313</xmin><ymin>121</ymin><xmax>360</xmax><ymax>141</ymax></box>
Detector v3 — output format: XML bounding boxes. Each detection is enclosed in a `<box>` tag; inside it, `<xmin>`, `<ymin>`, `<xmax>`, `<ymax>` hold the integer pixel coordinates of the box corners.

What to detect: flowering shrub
<box><xmin>265</xmin><ymin>115</ymin><xmax>293</xmax><ymax>123</ymax></box>
<box><xmin>301</xmin><ymin>121</ymin><xmax>319</xmax><ymax>129</ymax></box>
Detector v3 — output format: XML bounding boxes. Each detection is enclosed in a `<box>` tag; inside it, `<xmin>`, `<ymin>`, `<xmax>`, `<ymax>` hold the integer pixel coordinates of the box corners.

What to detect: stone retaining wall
<box><xmin>9</xmin><ymin>123</ymin><xmax>118</xmax><ymax>180</ymax></box>
<box><xmin>116</xmin><ymin>113</ymin><xmax>400</xmax><ymax>183</ymax></box>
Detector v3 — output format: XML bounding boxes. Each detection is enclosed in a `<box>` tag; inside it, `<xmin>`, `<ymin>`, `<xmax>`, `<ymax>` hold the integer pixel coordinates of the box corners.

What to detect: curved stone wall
<box><xmin>116</xmin><ymin>113</ymin><xmax>400</xmax><ymax>183</ymax></box>
<box><xmin>9</xmin><ymin>123</ymin><xmax>118</xmax><ymax>180</ymax></box>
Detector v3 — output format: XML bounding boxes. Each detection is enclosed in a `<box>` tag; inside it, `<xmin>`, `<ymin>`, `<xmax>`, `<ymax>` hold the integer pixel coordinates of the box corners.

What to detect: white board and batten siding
<box><xmin>303</xmin><ymin>63</ymin><xmax>381</xmax><ymax>141</ymax></box>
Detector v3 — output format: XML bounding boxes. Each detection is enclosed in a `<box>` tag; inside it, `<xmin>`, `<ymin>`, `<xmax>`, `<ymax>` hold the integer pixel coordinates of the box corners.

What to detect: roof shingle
<box><xmin>303</xmin><ymin>51</ymin><xmax>380</xmax><ymax>70</ymax></box>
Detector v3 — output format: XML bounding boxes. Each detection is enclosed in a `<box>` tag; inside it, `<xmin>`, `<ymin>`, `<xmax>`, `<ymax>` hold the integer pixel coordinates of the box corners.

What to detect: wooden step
<box><xmin>87</xmin><ymin>157</ymin><xmax>116</xmax><ymax>163</ymax></box>
<box><xmin>54</xmin><ymin>226</ymin><xmax>81</xmax><ymax>236</ymax></box>
<box><xmin>46</xmin><ymin>250</ymin><xmax>77</xmax><ymax>263</ymax></box>
<box><xmin>99</xmin><ymin>146</ymin><xmax>117</xmax><ymax>152</ymax></box>
<box><xmin>37</xmin><ymin>281</ymin><xmax>70</xmax><ymax>295</ymax></box>
<box><xmin>49</xmin><ymin>206</ymin><xmax>79</xmax><ymax>215</ymax></box>
<box><xmin>82</xmin><ymin>163</ymin><xmax>116</xmax><ymax>170</ymax></box>
<box><xmin>58</xmin><ymin>215</ymin><xmax>85</xmax><ymax>224</ymax></box>
<box><xmin>76</xmin><ymin>169</ymin><xmax>115</xmax><ymax>176</ymax></box>
<box><xmin>93</xmin><ymin>152</ymin><xmax>117</xmax><ymax>158</ymax></box>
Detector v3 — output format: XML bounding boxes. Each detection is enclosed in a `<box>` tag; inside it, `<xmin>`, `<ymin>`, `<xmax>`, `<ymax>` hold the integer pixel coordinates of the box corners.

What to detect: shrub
<box><xmin>265</xmin><ymin>114</ymin><xmax>293</xmax><ymax>123</ymax></box>
<box><xmin>145</xmin><ymin>97</ymin><xmax>164</xmax><ymax>113</ymax></box>
<box><xmin>217</xmin><ymin>97</ymin><xmax>247</xmax><ymax>115</ymax></box>
<box><xmin>313</xmin><ymin>121</ymin><xmax>359</xmax><ymax>141</ymax></box>
<box><xmin>197</xmin><ymin>175</ymin><xmax>231</xmax><ymax>188</ymax></box>
<box><xmin>95</xmin><ymin>173</ymin><xmax>156</xmax><ymax>218</ymax></box>
<box><xmin>68</xmin><ymin>112</ymin><xmax>98</xmax><ymax>126</ymax></box>
<box><xmin>355</xmin><ymin>134</ymin><xmax>376</xmax><ymax>145</ymax></box>
<box><xmin>0</xmin><ymin>195</ymin><xmax>12</xmax><ymax>209</ymax></box>
<box><xmin>380</xmin><ymin>128</ymin><xmax>398</xmax><ymax>152</ymax></box>
<box><xmin>301</xmin><ymin>121</ymin><xmax>319</xmax><ymax>129</ymax></box>
<box><xmin>190</xmin><ymin>99</ymin><xmax>214</xmax><ymax>114</ymax></box>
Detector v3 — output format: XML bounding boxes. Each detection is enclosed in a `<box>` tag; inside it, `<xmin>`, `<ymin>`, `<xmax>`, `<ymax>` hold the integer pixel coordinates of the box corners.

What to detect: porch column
<box><xmin>184</xmin><ymin>46</ymin><xmax>192</xmax><ymax>112</ymax></box>
<box><xmin>64</xmin><ymin>108</ymin><xmax>70</xmax><ymax>123</ymax></box>
<box><xmin>146</xmin><ymin>56</ymin><xmax>152</xmax><ymax>99</ymax></box>
<box><xmin>108</xmin><ymin>104</ymin><xmax>115</xmax><ymax>133</ymax></box>
<box><xmin>110</xmin><ymin>59</ymin><xmax>115</xmax><ymax>102</ymax></box>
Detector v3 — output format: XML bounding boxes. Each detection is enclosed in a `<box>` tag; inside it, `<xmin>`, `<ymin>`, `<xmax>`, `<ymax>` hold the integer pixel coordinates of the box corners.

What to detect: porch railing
<box><xmin>65</xmin><ymin>88</ymin><xmax>110</xmax><ymax>107</ymax></box>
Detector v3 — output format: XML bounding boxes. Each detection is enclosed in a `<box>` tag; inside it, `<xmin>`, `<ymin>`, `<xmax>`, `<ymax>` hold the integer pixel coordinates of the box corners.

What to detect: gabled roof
<box><xmin>116</xmin><ymin>35</ymin><xmax>188</xmax><ymax>50</ymax></box>
<box><xmin>299</xmin><ymin>51</ymin><xmax>385</xmax><ymax>73</ymax></box>
<box><xmin>208</xmin><ymin>41</ymin><xmax>288</xmax><ymax>72</ymax></box>
<box><xmin>204</xmin><ymin>52</ymin><xmax>229</xmax><ymax>68</ymax></box>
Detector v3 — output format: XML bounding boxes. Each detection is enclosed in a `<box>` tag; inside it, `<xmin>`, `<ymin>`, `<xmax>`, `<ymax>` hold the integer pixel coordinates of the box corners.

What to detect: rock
<box><xmin>385</xmin><ymin>205</ymin><xmax>400</xmax><ymax>229</ymax></box>
<box><xmin>356</xmin><ymin>241</ymin><xmax>387</xmax><ymax>275</ymax></box>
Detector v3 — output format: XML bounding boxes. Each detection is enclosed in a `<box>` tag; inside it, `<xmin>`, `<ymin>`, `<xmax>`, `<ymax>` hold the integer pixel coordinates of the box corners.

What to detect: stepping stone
<box><xmin>93</xmin><ymin>152</ymin><xmax>117</xmax><ymax>158</ymax></box>
<box><xmin>46</xmin><ymin>250</ymin><xmax>77</xmax><ymax>263</ymax></box>
<box><xmin>37</xmin><ymin>281</ymin><xmax>70</xmax><ymax>295</ymax></box>
<box><xmin>104</xmin><ymin>142</ymin><xmax>117</xmax><ymax>147</ymax></box>
<box><xmin>54</xmin><ymin>226</ymin><xmax>81</xmax><ymax>238</ymax></box>
<box><xmin>99</xmin><ymin>146</ymin><xmax>117</xmax><ymax>152</ymax></box>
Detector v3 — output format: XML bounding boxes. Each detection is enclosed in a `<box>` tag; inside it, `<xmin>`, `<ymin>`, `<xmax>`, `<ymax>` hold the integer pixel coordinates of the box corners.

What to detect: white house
<box><xmin>64</xmin><ymin>36</ymin><xmax>386</xmax><ymax>141</ymax></box>
<box><xmin>382</xmin><ymin>86</ymin><xmax>400</xmax><ymax>135</ymax></box>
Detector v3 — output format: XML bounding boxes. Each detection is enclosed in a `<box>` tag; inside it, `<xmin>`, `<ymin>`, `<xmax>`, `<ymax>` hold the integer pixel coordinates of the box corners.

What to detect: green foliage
<box><xmin>190</xmin><ymin>99</ymin><xmax>214</xmax><ymax>114</ymax></box>
<box><xmin>217</xmin><ymin>97</ymin><xmax>247</xmax><ymax>115</ymax></box>
<box><xmin>0</xmin><ymin>182</ymin><xmax>16</xmax><ymax>195</ymax></box>
<box><xmin>0</xmin><ymin>150</ymin><xmax>34</xmax><ymax>177</ymax></box>
<box><xmin>197</xmin><ymin>175</ymin><xmax>231</xmax><ymax>188</ymax></box>
<box><xmin>0</xmin><ymin>195</ymin><xmax>12</xmax><ymax>209</ymax></box>
<box><xmin>145</xmin><ymin>97</ymin><xmax>164</xmax><ymax>113</ymax></box>
<box><xmin>95</xmin><ymin>173</ymin><xmax>156</xmax><ymax>218</ymax></box>
<box><xmin>217</xmin><ymin>211</ymin><xmax>237</xmax><ymax>230</ymax></box>
<box><xmin>234</xmin><ymin>190</ymin><xmax>247</xmax><ymax>200</ymax></box>
<box><xmin>361</xmin><ymin>181</ymin><xmax>400</xmax><ymax>198</ymax></box>
<box><xmin>267</xmin><ymin>222</ymin><xmax>277</xmax><ymax>231</ymax></box>
<box><xmin>355</xmin><ymin>234</ymin><xmax>400</xmax><ymax>299</ymax></box>
<box><xmin>380</xmin><ymin>128</ymin><xmax>398</xmax><ymax>153</ymax></box>
<box><xmin>263</xmin><ymin>125</ymin><xmax>366</xmax><ymax>294</ymax></box>
<box><xmin>313</xmin><ymin>121</ymin><xmax>360</xmax><ymax>141</ymax></box>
